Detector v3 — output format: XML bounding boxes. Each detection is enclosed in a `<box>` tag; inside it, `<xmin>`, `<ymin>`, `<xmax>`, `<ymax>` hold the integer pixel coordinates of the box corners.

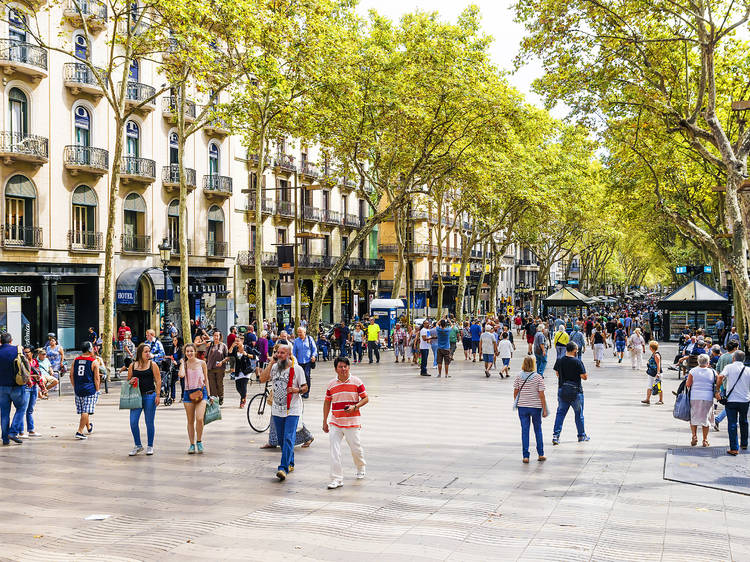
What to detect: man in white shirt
<box><xmin>480</xmin><ymin>325</ymin><xmax>497</xmax><ymax>378</ymax></box>
<box><xmin>497</xmin><ymin>331</ymin><xmax>514</xmax><ymax>379</ymax></box>
<box><xmin>718</xmin><ymin>350</ymin><xmax>750</xmax><ymax>455</ymax></box>
<box><xmin>419</xmin><ymin>320</ymin><xmax>432</xmax><ymax>377</ymax></box>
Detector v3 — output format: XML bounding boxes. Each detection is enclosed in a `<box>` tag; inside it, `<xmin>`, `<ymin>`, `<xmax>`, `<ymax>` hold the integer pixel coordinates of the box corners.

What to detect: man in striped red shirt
<box><xmin>323</xmin><ymin>356</ymin><xmax>369</xmax><ymax>489</ymax></box>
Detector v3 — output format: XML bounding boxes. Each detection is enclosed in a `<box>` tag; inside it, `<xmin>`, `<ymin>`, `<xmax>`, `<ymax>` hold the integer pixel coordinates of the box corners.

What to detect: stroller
<box><xmin>160</xmin><ymin>358</ymin><xmax>174</xmax><ymax>406</ymax></box>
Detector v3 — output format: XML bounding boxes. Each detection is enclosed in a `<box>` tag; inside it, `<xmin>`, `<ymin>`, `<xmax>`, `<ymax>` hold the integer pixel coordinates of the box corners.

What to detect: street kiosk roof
<box><xmin>658</xmin><ymin>279</ymin><xmax>730</xmax><ymax>310</ymax></box>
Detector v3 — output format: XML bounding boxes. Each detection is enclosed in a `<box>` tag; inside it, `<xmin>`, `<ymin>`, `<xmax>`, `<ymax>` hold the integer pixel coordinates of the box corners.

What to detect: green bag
<box><xmin>119</xmin><ymin>380</ymin><xmax>142</xmax><ymax>410</ymax></box>
<box><xmin>204</xmin><ymin>396</ymin><xmax>222</xmax><ymax>424</ymax></box>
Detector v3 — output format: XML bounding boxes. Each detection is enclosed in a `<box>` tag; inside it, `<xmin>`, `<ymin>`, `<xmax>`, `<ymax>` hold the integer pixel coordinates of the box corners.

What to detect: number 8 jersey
<box><xmin>72</xmin><ymin>356</ymin><xmax>96</xmax><ymax>397</ymax></box>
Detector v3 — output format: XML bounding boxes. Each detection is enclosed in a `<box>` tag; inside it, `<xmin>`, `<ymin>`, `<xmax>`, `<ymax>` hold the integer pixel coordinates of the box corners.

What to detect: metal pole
<box><xmin>293</xmin><ymin>170</ymin><xmax>300</xmax><ymax>330</ymax></box>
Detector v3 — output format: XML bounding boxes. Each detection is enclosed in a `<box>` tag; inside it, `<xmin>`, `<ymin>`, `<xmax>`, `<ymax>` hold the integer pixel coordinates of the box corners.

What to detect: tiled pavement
<box><xmin>1</xmin><ymin>342</ymin><xmax>749</xmax><ymax>561</ymax></box>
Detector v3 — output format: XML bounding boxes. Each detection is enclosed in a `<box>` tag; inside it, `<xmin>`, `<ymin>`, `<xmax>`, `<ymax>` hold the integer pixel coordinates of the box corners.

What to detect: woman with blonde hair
<box><xmin>513</xmin><ymin>355</ymin><xmax>548</xmax><ymax>463</ymax></box>
<box><xmin>178</xmin><ymin>343</ymin><xmax>211</xmax><ymax>454</ymax></box>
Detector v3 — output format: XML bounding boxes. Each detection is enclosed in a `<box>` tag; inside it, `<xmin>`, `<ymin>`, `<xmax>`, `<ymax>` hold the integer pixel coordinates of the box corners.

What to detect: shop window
<box><xmin>4</xmin><ymin>175</ymin><xmax>36</xmax><ymax>244</ymax></box>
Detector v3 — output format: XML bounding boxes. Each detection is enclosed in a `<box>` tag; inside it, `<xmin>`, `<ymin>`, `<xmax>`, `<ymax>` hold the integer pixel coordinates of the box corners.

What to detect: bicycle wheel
<box><xmin>247</xmin><ymin>392</ymin><xmax>271</xmax><ymax>433</ymax></box>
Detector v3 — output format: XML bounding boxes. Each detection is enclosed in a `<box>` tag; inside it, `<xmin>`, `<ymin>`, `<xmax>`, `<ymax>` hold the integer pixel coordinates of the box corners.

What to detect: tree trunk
<box><xmin>254</xmin><ymin>127</ymin><xmax>267</xmax><ymax>326</ymax></box>
<box><xmin>473</xmin><ymin>253</ymin><xmax>487</xmax><ymax>315</ymax></box>
<box><xmin>392</xmin><ymin>208</ymin><xmax>406</xmax><ymax>298</ymax></box>
<box><xmin>177</xmin><ymin>90</ymin><xmax>191</xmax><ymax>339</ymax></box>
<box><xmin>455</xmin><ymin>232</ymin><xmax>476</xmax><ymax>323</ymax></box>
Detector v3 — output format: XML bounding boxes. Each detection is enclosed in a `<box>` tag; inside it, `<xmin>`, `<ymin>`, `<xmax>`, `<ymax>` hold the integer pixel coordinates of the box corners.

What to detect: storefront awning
<box><xmin>116</xmin><ymin>267</ymin><xmax>174</xmax><ymax>304</ymax></box>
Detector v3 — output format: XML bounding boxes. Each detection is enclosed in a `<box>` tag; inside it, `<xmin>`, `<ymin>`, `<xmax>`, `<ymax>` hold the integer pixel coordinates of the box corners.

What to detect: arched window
<box><xmin>4</xmin><ymin>174</ymin><xmax>36</xmax><ymax>245</ymax></box>
<box><xmin>167</xmin><ymin>199</ymin><xmax>179</xmax><ymax>248</ymax></box>
<box><xmin>71</xmin><ymin>185</ymin><xmax>96</xmax><ymax>247</ymax></box>
<box><xmin>128</xmin><ymin>58</ymin><xmax>139</xmax><ymax>81</ymax></box>
<box><xmin>208</xmin><ymin>143</ymin><xmax>219</xmax><ymax>175</ymax></box>
<box><xmin>168</xmin><ymin>131</ymin><xmax>178</xmax><ymax>165</ymax></box>
<box><xmin>125</xmin><ymin>120</ymin><xmax>139</xmax><ymax>157</ymax></box>
<box><xmin>9</xmin><ymin>87</ymin><xmax>27</xmax><ymax>137</ymax></box>
<box><xmin>123</xmin><ymin>192</ymin><xmax>146</xmax><ymax>251</ymax></box>
<box><xmin>74</xmin><ymin>106</ymin><xmax>90</xmax><ymax>147</ymax></box>
<box><xmin>73</xmin><ymin>32</ymin><xmax>88</xmax><ymax>60</ymax></box>
<box><xmin>207</xmin><ymin>205</ymin><xmax>224</xmax><ymax>255</ymax></box>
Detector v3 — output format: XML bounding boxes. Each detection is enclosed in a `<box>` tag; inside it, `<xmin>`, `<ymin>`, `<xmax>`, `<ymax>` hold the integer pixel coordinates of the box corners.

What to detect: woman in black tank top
<box><xmin>127</xmin><ymin>343</ymin><xmax>161</xmax><ymax>456</ymax></box>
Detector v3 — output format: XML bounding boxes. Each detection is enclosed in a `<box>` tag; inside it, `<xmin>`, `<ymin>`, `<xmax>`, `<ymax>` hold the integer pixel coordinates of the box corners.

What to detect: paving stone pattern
<box><xmin>1</xmin><ymin>343</ymin><xmax>749</xmax><ymax>561</ymax></box>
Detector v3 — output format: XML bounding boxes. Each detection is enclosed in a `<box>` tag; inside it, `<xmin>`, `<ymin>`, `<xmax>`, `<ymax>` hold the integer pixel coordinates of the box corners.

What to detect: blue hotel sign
<box><xmin>116</xmin><ymin>290</ymin><xmax>136</xmax><ymax>304</ymax></box>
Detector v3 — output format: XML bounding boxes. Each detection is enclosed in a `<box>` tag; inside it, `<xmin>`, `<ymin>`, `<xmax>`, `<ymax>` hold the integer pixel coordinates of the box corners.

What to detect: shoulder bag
<box><xmin>719</xmin><ymin>367</ymin><xmax>745</xmax><ymax>406</ymax></box>
<box><xmin>308</xmin><ymin>336</ymin><xmax>316</xmax><ymax>369</ymax></box>
<box><xmin>512</xmin><ymin>374</ymin><xmax>536</xmax><ymax>411</ymax></box>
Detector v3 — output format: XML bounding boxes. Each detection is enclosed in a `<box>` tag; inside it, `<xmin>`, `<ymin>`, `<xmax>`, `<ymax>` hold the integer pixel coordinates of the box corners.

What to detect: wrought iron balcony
<box><xmin>413</xmin><ymin>279</ymin><xmax>431</xmax><ymax>290</ymax></box>
<box><xmin>68</xmin><ymin>230</ymin><xmax>102</xmax><ymax>251</ymax></box>
<box><xmin>275</xmin><ymin>200</ymin><xmax>295</xmax><ymax>218</ymax></box>
<box><xmin>298</xmin><ymin>254</ymin><xmax>326</xmax><ymax>268</ymax></box>
<box><xmin>237</xmin><ymin>250</ymin><xmax>278</xmax><ymax>269</ymax></box>
<box><xmin>300</xmin><ymin>162</ymin><xmax>319</xmax><ymax>180</ymax></box>
<box><xmin>0</xmin><ymin>40</ymin><xmax>48</xmax><ymax>80</ymax></box>
<box><xmin>408</xmin><ymin>243</ymin><xmax>431</xmax><ymax>255</ymax></box>
<box><xmin>273</xmin><ymin>153</ymin><xmax>296</xmax><ymax>173</ymax></box>
<box><xmin>343</xmin><ymin>213</ymin><xmax>360</xmax><ymax>227</ymax></box>
<box><xmin>167</xmin><ymin>237</ymin><xmax>192</xmax><ymax>255</ymax></box>
<box><xmin>121</xmin><ymin>234</ymin><xmax>150</xmax><ymax>253</ymax></box>
<box><xmin>206</xmin><ymin>240</ymin><xmax>228</xmax><ymax>258</ymax></box>
<box><xmin>120</xmin><ymin>81</ymin><xmax>156</xmax><ymax>111</ymax></box>
<box><xmin>64</xmin><ymin>145</ymin><xmax>109</xmax><ymax>175</ymax></box>
<box><xmin>3</xmin><ymin>225</ymin><xmax>42</xmax><ymax>248</ymax></box>
<box><xmin>204</xmin><ymin>118</ymin><xmax>229</xmax><ymax>136</ymax></box>
<box><xmin>408</xmin><ymin>209</ymin><xmax>429</xmax><ymax>220</ymax></box>
<box><xmin>120</xmin><ymin>156</ymin><xmax>156</xmax><ymax>184</ymax></box>
<box><xmin>63</xmin><ymin>0</ymin><xmax>107</xmax><ymax>30</ymax></box>
<box><xmin>162</xmin><ymin>96</ymin><xmax>196</xmax><ymax>122</ymax></box>
<box><xmin>203</xmin><ymin>175</ymin><xmax>232</xmax><ymax>197</ymax></box>
<box><xmin>162</xmin><ymin>164</ymin><xmax>196</xmax><ymax>191</ymax></box>
<box><xmin>378</xmin><ymin>244</ymin><xmax>398</xmax><ymax>254</ymax></box>
<box><xmin>302</xmin><ymin>205</ymin><xmax>321</xmax><ymax>222</ymax></box>
<box><xmin>322</xmin><ymin>209</ymin><xmax>341</xmax><ymax>225</ymax></box>
<box><xmin>0</xmin><ymin>132</ymin><xmax>48</xmax><ymax>164</ymax></box>
<box><xmin>245</xmin><ymin>196</ymin><xmax>273</xmax><ymax>215</ymax></box>
<box><xmin>340</xmin><ymin>176</ymin><xmax>356</xmax><ymax>191</ymax></box>
<box><xmin>63</xmin><ymin>63</ymin><xmax>106</xmax><ymax>96</ymax></box>
<box><xmin>348</xmin><ymin>257</ymin><xmax>385</xmax><ymax>271</ymax></box>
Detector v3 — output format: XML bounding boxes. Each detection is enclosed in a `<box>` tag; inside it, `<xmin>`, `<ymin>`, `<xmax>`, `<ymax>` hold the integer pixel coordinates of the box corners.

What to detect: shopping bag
<box><xmin>673</xmin><ymin>389</ymin><xmax>691</xmax><ymax>422</ymax></box>
<box><xmin>119</xmin><ymin>380</ymin><xmax>142</xmax><ymax>410</ymax></box>
<box><xmin>204</xmin><ymin>396</ymin><xmax>222</xmax><ymax>424</ymax></box>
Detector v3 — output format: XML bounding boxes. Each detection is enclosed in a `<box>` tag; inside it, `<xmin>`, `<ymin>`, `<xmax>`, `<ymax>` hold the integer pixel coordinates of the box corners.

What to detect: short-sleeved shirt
<box><xmin>533</xmin><ymin>331</ymin><xmax>546</xmax><ymax>355</ymax></box>
<box><xmin>480</xmin><ymin>332</ymin><xmax>496</xmax><ymax>355</ymax></box>
<box><xmin>366</xmin><ymin>323</ymin><xmax>380</xmax><ymax>342</ymax></box>
<box><xmin>325</xmin><ymin>375</ymin><xmax>367</xmax><ymax>428</ymax></box>
<box><xmin>419</xmin><ymin>328</ymin><xmax>432</xmax><ymax>350</ymax></box>
<box><xmin>498</xmin><ymin>339</ymin><xmax>513</xmax><ymax>359</ymax></box>
<box><xmin>717</xmin><ymin>352</ymin><xmax>734</xmax><ymax>374</ymax></box>
<box><xmin>514</xmin><ymin>373</ymin><xmax>545</xmax><ymax>408</ymax></box>
<box><xmin>720</xmin><ymin>362</ymin><xmax>750</xmax><ymax>403</ymax></box>
<box><xmin>270</xmin><ymin>359</ymin><xmax>305</xmax><ymax>417</ymax></box>
<box><xmin>553</xmin><ymin>355</ymin><xmax>586</xmax><ymax>392</ymax></box>
<box><xmin>436</xmin><ymin>327</ymin><xmax>451</xmax><ymax>349</ymax></box>
<box><xmin>0</xmin><ymin>344</ymin><xmax>19</xmax><ymax>386</ymax></box>
<box><xmin>689</xmin><ymin>366</ymin><xmax>716</xmax><ymax>401</ymax></box>
<box><xmin>449</xmin><ymin>326</ymin><xmax>459</xmax><ymax>343</ymax></box>
<box><xmin>470</xmin><ymin>323</ymin><xmax>482</xmax><ymax>341</ymax></box>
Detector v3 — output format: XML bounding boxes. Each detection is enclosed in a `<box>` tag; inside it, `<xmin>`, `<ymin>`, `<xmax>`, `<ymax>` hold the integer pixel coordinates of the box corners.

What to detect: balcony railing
<box><xmin>275</xmin><ymin>200</ymin><xmax>295</xmax><ymax>217</ymax></box>
<box><xmin>63</xmin><ymin>145</ymin><xmax>109</xmax><ymax>173</ymax></box>
<box><xmin>162</xmin><ymin>164</ymin><xmax>196</xmax><ymax>188</ymax></box>
<box><xmin>428</xmin><ymin>245</ymin><xmax>439</xmax><ymax>256</ymax></box>
<box><xmin>378</xmin><ymin>244</ymin><xmax>398</xmax><ymax>254</ymax></box>
<box><xmin>274</xmin><ymin>153</ymin><xmax>296</xmax><ymax>173</ymax></box>
<box><xmin>245</xmin><ymin>196</ymin><xmax>273</xmax><ymax>214</ymax></box>
<box><xmin>237</xmin><ymin>250</ymin><xmax>279</xmax><ymax>269</ymax></box>
<box><xmin>298</xmin><ymin>254</ymin><xmax>327</xmax><ymax>268</ymax></box>
<box><xmin>0</xmin><ymin>132</ymin><xmax>49</xmax><ymax>162</ymax></box>
<box><xmin>0</xmin><ymin>40</ymin><xmax>48</xmax><ymax>72</ymax></box>
<box><xmin>413</xmin><ymin>280</ymin><xmax>431</xmax><ymax>290</ymax></box>
<box><xmin>120</xmin><ymin>156</ymin><xmax>156</xmax><ymax>182</ymax></box>
<box><xmin>408</xmin><ymin>243</ymin><xmax>431</xmax><ymax>255</ymax></box>
<box><xmin>408</xmin><ymin>209</ymin><xmax>429</xmax><ymax>220</ymax></box>
<box><xmin>348</xmin><ymin>257</ymin><xmax>385</xmax><ymax>271</ymax></box>
<box><xmin>302</xmin><ymin>205</ymin><xmax>321</xmax><ymax>222</ymax></box>
<box><xmin>121</xmin><ymin>234</ymin><xmax>150</xmax><ymax>253</ymax></box>
<box><xmin>207</xmin><ymin>240</ymin><xmax>228</xmax><ymax>257</ymax></box>
<box><xmin>63</xmin><ymin>62</ymin><xmax>106</xmax><ymax>91</ymax></box>
<box><xmin>322</xmin><ymin>209</ymin><xmax>341</xmax><ymax>225</ymax></box>
<box><xmin>203</xmin><ymin>174</ymin><xmax>232</xmax><ymax>195</ymax></box>
<box><xmin>63</xmin><ymin>0</ymin><xmax>107</xmax><ymax>22</ymax></box>
<box><xmin>300</xmin><ymin>162</ymin><xmax>319</xmax><ymax>179</ymax></box>
<box><xmin>517</xmin><ymin>259</ymin><xmax>538</xmax><ymax>266</ymax></box>
<box><xmin>344</xmin><ymin>213</ymin><xmax>360</xmax><ymax>227</ymax></box>
<box><xmin>340</xmin><ymin>177</ymin><xmax>356</xmax><ymax>190</ymax></box>
<box><xmin>121</xmin><ymin>81</ymin><xmax>156</xmax><ymax>108</ymax></box>
<box><xmin>167</xmin><ymin>237</ymin><xmax>192</xmax><ymax>255</ymax></box>
<box><xmin>3</xmin><ymin>225</ymin><xmax>42</xmax><ymax>248</ymax></box>
<box><xmin>68</xmin><ymin>230</ymin><xmax>102</xmax><ymax>251</ymax></box>
<box><xmin>163</xmin><ymin>96</ymin><xmax>196</xmax><ymax>120</ymax></box>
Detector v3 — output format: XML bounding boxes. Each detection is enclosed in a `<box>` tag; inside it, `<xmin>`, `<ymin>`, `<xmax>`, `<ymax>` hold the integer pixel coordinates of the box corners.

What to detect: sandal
<box><xmin>702</xmin><ymin>440</ymin><xmax>709</xmax><ymax>447</ymax></box>
<box><xmin>691</xmin><ymin>436</ymin><xmax>698</xmax><ymax>446</ymax></box>
<box><xmin>260</xmin><ymin>443</ymin><xmax>276</xmax><ymax>449</ymax></box>
<box><xmin>522</xmin><ymin>458</ymin><xmax>529</xmax><ymax>464</ymax></box>
<box><xmin>727</xmin><ymin>450</ymin><xmax>739</xmax><ymax>456</ymax></box>
<box><xmin>301</xmin><ymin>437</ymin><xmax>314</xmax><ymax>448</ymax></box>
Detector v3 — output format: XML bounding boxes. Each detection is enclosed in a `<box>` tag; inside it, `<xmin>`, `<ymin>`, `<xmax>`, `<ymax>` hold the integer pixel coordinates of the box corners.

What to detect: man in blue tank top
<box><xmin>70</xmin><ymin>341</ymin><xmax>100</xmax><ymax>440</ymax></box>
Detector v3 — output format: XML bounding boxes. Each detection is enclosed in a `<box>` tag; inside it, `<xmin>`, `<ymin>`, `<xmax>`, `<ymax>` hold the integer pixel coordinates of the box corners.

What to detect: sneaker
<box><xmin>87</xmin><ymin>423</ymin><xmax>93</xmax><ymax>434</ymax></box>
<box><xmin>436</xmin><ymin>373</ymin><xmax>442</xmax><ymax>378</ymax></box>
<box><xmin>240</xmin><ymin>399</ymin><xmax>246</xmax><ymax>409</ymax></box>
<box><xmin>28</xmin><ymin>431</ymin><xmax>41</xmax><ymax>437</ymax></box>
<box><xmin>16</xmin><ymin>432</ymin><xmax>27</xmax><ymax>439</ymax></box>
<box><xmin>552</xmin><ymin>435</ymin><xmax>559</xmax><ymax>446</ymax></box>
<box><xmin>538</xmin><ymin>456</ymin><xmax>546</xmax><ymax>462</ymax></box>
<box><xmin>714</xmin><ymin>421</ymin><xmax>720</xmax><ymax>432</ymax></box>
<box><xmin>276</xmin><ymin>469</ymin><xmax>287</xmax><ymax>481</ymax></box>
<box><xmin>327</xmin><ymin>480</ymin><xmax>343</xmax><ymax>489</ymax></box>
<box><xmin>578</xmin><ymin>435</ymin><xmax>590</xmax><ymax>442</ymax></box>
<box><xmin>485</xmin><ymin>370</ymin><xmax>490</xmax><ymax>378</ymax></box>
<box><xmin>288</xmin><ymin>465</ymin><xmax>295</xmax><ymax>472</ymax></box>
<box><xmin>146</xmin><ymin>446</ymin><xmax>154</xmax><ymax>456</ymax></box>
<box><xmin>129</xmin><ymin>446</ymin><xmax>144</xmax><ymax>456</ymax></box>
<box><xmin>75</xmin><ymin>432</ymin><xmax>87</xmax><ymax>440</ymax></box>
<box><xmin>197</xmin><ymin>442</ymin><xmax>204</xmax><ymax>454</ymax></box>
<box><xmin>355</xmin><ymin>471</ymin><xmax>366</xmax><ymax>479</ymax></box>
<box><xmin>218</xmin><ymin>398</ymin><xmax>224</xmax><ymax>406</ymax></box>
<box><xmin>187</xmin><ymin>444</ymin><xmax>196</xmax><ymax>454</ymax></box>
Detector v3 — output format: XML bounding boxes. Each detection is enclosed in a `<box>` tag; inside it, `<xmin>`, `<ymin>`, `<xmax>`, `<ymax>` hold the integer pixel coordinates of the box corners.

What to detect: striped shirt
<box><xmin>513</xmin><ymin>372</ymin><xmax>545</xmax><ymax>408</ymax></box>
<box><xmin>325</xmin><ymin>375</ymin><xmax>367</xmax><ymax>428</ymax></box>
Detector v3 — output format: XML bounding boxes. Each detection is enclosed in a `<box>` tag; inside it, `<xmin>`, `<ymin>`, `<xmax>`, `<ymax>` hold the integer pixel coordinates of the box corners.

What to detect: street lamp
<box><xmin>342</xmin><ymin>263</ymin><xmax>351</xmax><ymax>323</ymax></box>
<box><xmin>158</xmin><ymin>237</ymin><xmax>172</xmax><ymax>335</ymax></box>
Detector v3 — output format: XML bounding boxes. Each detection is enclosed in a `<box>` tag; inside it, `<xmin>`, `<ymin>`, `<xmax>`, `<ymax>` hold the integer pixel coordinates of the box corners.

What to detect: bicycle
<box><xmin>247</xmin><ymin>381</ymin><xmax>271</xmax><ymax>432</ymax></box>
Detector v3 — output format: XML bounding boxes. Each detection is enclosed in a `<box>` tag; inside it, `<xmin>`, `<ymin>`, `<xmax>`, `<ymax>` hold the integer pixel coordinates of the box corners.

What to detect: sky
<box><xmin>355</xmin><ymin>0</ymin><xmax>547</xmax><ymax>108</ymax></box>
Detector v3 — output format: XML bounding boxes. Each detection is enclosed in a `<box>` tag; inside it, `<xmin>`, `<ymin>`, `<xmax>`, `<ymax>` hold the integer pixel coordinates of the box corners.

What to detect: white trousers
<box><xmin>630</xmin><ymin>348</ymin><xmax>643</xmax><ymax>370</ymax></box>
<box><xmin>329</xmin><ymin>425</ymin><xmax>365</xmax><ymax>482</ymax></box>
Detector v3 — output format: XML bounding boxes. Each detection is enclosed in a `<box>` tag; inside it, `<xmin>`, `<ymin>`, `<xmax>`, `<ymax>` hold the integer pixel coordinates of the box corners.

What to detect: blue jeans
<box><xmin>535</xmin><ymin>353</ymin><xmax>547</xmax><ymax>375</ymax></box>
<box><xmin>352</xmin><ymin>341</ymin><xmax>363</xmax><ymax>362</ymax></box>
<box><xmin>518</xmin><ymin>406</ymin><xmax>544</xmax><ymax>458</ymax></box>
<box><xmin>553</xmin><ymin>390</ymin><xmax>586</xmax><ymax>438</ymax></box>
<box><xmin>431</xmin><ymin>342</ymin><xmax>438</xmax><ymax>367</ymax></box>
<box><xmin>420</xmin><ymin>349</ymin><xmax>430</xmax><ymax>375</ymax></box>
<box><xmin>716</xmin><ymin>408</ymin><xmax>727</xmax><ymax>424</ymax></box>
<box><xmin>23</xmin><ymin>386</ymin><xmax>38</xmax><ymax>433</ymax></box>
<box><xmin>0</xmin><ymin>385</ymin><xmax>26</xmax><ymax>443</ymax></box>
<box><xmin>272</xmin><ymin>414</ymin><xmax>299</xmax><ymax>472</ymax></box>
<box><xmin>725</xmin><ymin>402</ymin><xmax>749</xmax><ymax>451</ymax></box>
<box><xmin>11</xmin><ymin>385</ymin><xmax>31</xmax><ymax>435</ymax></box>
<box><xmin>130</xmin><ymin>392</ymin><xmax>157</xmax><ymax>447</ymax></box>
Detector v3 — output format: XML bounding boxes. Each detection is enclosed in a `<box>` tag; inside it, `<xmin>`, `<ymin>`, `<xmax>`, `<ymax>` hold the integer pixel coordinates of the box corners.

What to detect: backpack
<box><xmin>646</xmin><ymin>352</ymin><xmax>661</xmax><ymax>377</ymax></box>
<box><xmin>14</xmin><ymin>350</ymin><xmax>31</xmax><ymax>386</ymax></box>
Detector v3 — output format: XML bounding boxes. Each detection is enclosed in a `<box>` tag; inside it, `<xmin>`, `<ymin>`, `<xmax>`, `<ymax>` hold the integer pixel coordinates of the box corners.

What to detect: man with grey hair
<box><xmin>717</xmin><ymin>350</ymin><xmax>750</xmax><ymax>454</ymax></box>
<box><xmin>533</xmin><ymin>323</ymin><xmax>548</xmax><ymax>375</ymax></box>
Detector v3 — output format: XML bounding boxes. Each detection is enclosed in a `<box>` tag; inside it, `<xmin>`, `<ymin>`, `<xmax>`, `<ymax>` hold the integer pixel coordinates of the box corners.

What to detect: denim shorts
<box><xmin>183</xmin><ymin>387</ymin><xmax>208</xmax><ymax>402</ymax></box>
<box><xmin>483</xmin><ymin>353</ymin><xmax>494</xmax><ymax>364</ymax></box>
<box><xmin>502</xmin><ymin>358</ymin><xmax>511</xmax><ymax>366</ymax></box>
<box><xmin>615</xmin><ymin>341</ymin><xmax>626</xmax><ymax>352</ymax></box>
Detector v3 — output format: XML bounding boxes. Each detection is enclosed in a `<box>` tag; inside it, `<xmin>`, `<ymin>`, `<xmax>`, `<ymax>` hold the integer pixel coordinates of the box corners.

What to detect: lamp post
<box><xmin>158</xmin><ymin>237</ymin><xmax>172</xmax><ymax>335</ymax></box>
<box><xmin>342</xmin><ymin>263</ymin><xmax>351</xmax><ymax>323</ymax></box>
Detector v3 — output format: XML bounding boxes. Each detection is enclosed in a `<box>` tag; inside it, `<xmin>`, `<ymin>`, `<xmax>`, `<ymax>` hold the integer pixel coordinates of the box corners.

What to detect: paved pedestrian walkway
<box><xmin>1</xmin><ymin>343</ymin><xmax>748</xmax><ymax>561</ymax></box>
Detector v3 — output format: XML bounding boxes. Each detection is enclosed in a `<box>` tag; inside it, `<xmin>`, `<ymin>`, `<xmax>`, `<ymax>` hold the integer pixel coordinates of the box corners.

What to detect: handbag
<box><xmin>719</xmin><ymin>367</ymin><xmax>745</xmax><ymax>406</ymax></box>
<box><xmin>119</xmin><ymin>379</ymin><xmax>143</xmax><ymax>410</ymax></box>
<box><xmin>560</xmin><ymin>380</ymin><xmax>579</xmax><ymax>403</ymax></box>
<box><xmin>204</xmin><ymin>396</ymin><xmax>222</xmax><ymax>424</ymax></box>
<box><xmin>651</xmin><ymin>379</ymin><xmax>662</xmax><ymax>395</ymax></box>
<box><xmin>188</xmin><ymin>388</ymin><xmax>204</xmax><ymax>403</ymax></box>
<box><xmin>673</xmin><ymin>387</ymin><xmax>691</xmax><ymax>422</ymax></box>
<box><xmin>308</xmin><ymin>336</ymin><xmax>316</xmax><ymax>369</ymax></box>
